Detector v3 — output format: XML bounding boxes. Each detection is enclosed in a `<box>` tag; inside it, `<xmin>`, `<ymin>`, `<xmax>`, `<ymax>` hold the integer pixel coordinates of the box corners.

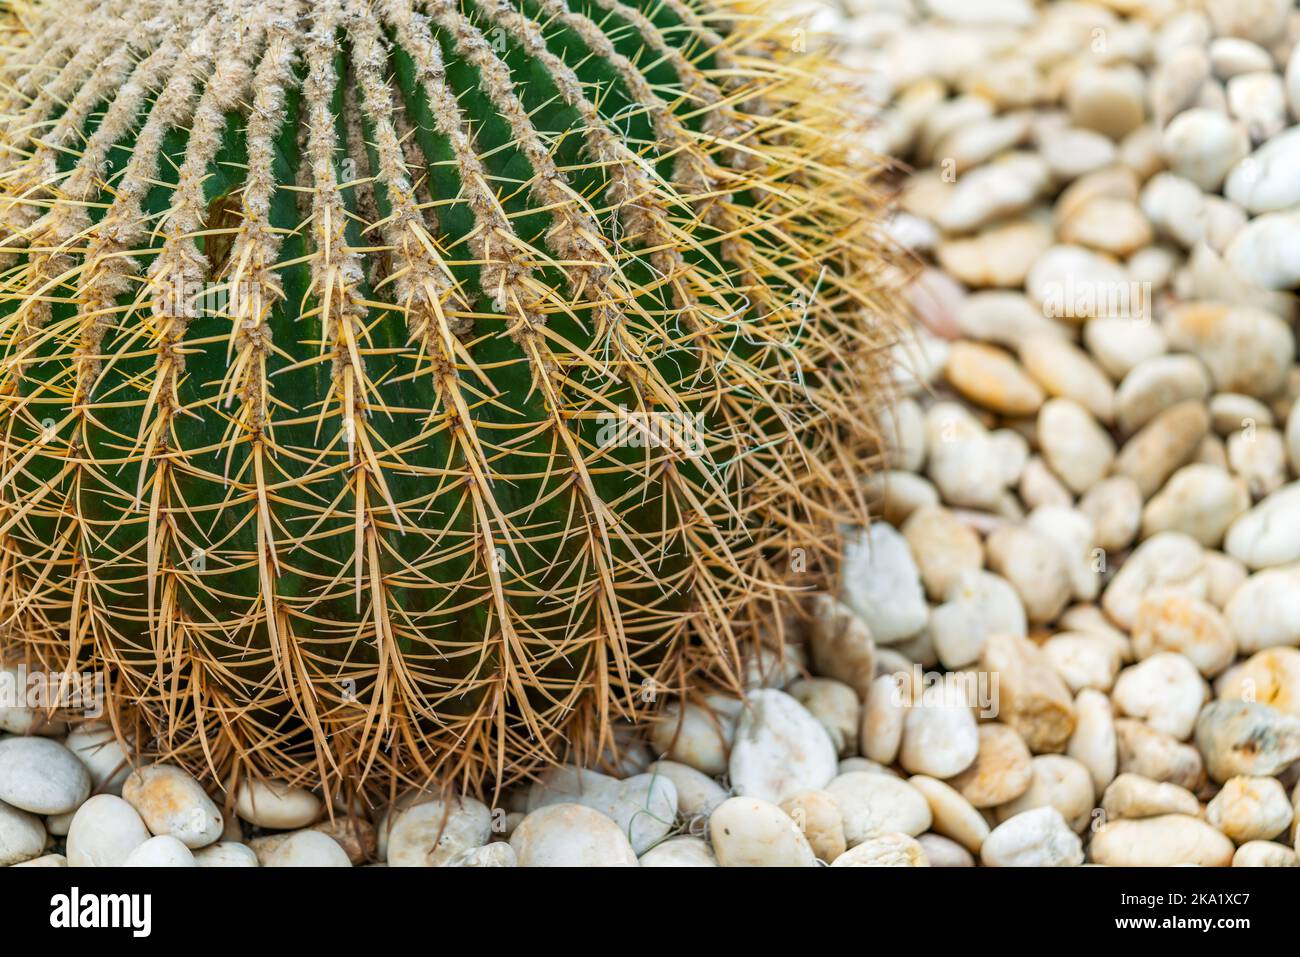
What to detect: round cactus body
<box><xmin>0</xmin><ymin>0</ymin><xmax>898</xmax><ymax>796</ymax></box>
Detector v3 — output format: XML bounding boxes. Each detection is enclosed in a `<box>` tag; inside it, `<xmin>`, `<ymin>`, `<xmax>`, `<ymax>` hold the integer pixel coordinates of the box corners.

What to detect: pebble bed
<box><xmin>9</xmin><ymin>0</ymin><xmax>1300</xmax><ymax>867</ymax></box>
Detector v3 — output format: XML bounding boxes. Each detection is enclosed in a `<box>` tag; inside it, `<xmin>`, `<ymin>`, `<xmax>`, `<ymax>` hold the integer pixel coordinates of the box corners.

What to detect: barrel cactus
<box><xmin>0</xmin><ymin>0</ymin><xmax>899</xmax><ymax>798</ymax></box>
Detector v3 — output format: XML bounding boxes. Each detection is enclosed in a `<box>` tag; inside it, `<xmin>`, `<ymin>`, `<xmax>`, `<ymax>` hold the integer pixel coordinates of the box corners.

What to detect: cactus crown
<box><xmin>0</xmin><ymin>0</ymin><xmax>898</xmax><ymax>798</ymax></box>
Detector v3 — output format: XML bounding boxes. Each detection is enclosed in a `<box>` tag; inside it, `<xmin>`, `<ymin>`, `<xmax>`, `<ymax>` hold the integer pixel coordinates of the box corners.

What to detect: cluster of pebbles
<box><xmin>13</xmin><ymin>0</ymin><xmax>1300</xmax><ymax>868</ymax></box>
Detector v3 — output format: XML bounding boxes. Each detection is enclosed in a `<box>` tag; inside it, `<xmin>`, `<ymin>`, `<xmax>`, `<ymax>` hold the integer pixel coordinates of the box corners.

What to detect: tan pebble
<box><xmin>979</xmin><ymin>634</ymin><xmax>1076</xmax><ymax>753</ymax></box>
<box><xmin>779</xmin><ymin>789</ymin><xmax>847</xmax><ymax>863</ymax></box>
<box><xmin>945</xmin><ymin>341</ymin><xmax>1045</xmax><ymax>416</ymax></box>
<box><xmin>1101</xmin><ymin>773</ymin><xmax>1200</xmax><ymax>820</ymax></box>
<box><xmin>1090</xmin><ymin>814</ymin><xmax>1234</xmax><ymax>866</ymax></box>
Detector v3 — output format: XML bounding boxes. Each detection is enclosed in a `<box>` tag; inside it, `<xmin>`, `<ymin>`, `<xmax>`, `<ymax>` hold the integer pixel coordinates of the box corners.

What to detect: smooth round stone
<box><xmin>66</xmin><ymin>794</ymin><xmax>151</xmax><ymax>867</ymax></box>
<box><xmin>1227</xmin><ymin>426</ymin><xmax>1287</xmax><ymax>499</ymax></box>
<box><xmin>1233</xmin><ymin>841</ymin><xmax>1299</xmax><ymax>866</ymax></box>
<box><xmin>1165</xmin><ymin>302</ymin><xmax>1295</xmax><ymax>398</ymax></box>
<box><xmin>1043</xmin><ymin>634</ymin><xmax>1120</xmax><ymax>693</ymax></box>
<box><xmin>1161</xmin><ymin>108</ymin><xmax>1249</xmax><ymax>191</ymax></box>
<box><xmin>312</xmin><ymin>816</ymin><xmax>377</xmax><ymax>865</ymax></box>
<box><xmin>1217</xmin><ymin>648</ymin><xmax>1300</xmax><ymax>713</ymax></box>
<box><xmin>1226</xmin><ymin>482</ymin><xmax>1300</xmax><ymax>569</ymax></box>
<box><xmin>1020</xmin><ymin>336</ymin><xmax>1116</xmax><ymax>423</ymax></box>
<box><xmin>779</xmin><ymin>789</ymin><xmax>846</xmax><ymax>863</ymax></box>
<box><xmin>1066</xmin><ymin>65</ymin><xmax>1145</xmax><ymax>140</ymax></box>
<box><xmin>864</xmin><ymin>470</ymin><xmax>940</xmax><ymax>527</ymax></box>
<box><xmin>986</xmin><ymin>523</ymin><xmax>1071</xmax><ymax>624</ymax></box>
<box><xmin>1102</xmin><ymin>532</ymin><xmax>1207</xmax><ymax>631</ymax></box>
<box><xmin>1227</xmin><ymin>71</ymin><xmax>1286</xmax><ymax>142</ymax></box>
<box><xmin>930</xmin><ymin>570</ymin><xmax>1027</xmax><ymax>670</ymax></box>
<box><xmin>1203</xmin><ymin>551</ymin><xmax>1247</xmax><ymax>611</ymax></box>
<box><xmin>1026</xmin><ymin>245</ymin><xmax>1131</xmax><ymax>324</ymax></box>
<box><xmin>995</xmin><ymin>755</ymin><xmax>1096</xmax><ymax>834</ymax></box>
<box><xmin>1225</xmin><ymin>209</ymin><xmax>1300</xmax><ymax>289</ymax></box>
<box><xmin>1132</xmin><ymin>591</ymin><xmax>1236</xmax><ymax>677</ymax></box>
<box><xmin>1205</xmin><ymin>0</ymin><xmax>1290</xmax><ymax>45</ymax></box>
<box><xmin>1195</xmin><ymin>700</ymin><xmax>1300</xmax><ymax>781</ymax></box>
<box><xmin>1058</xmin><ymin>196</ymin><xmax>1152</xmax><ymax>258</ymax></box>
<box><xmin>916</xmin><ymin>832</ymin><xmax>975</xmax><ymax>867</ymax></box>
<box><xmin>729</xmin><ymin>689</ymin><xmax>836</xmax><ymax>805</ymax></box>
<box><xmin>193</xmin><ymin>842</ymin><xmax>260</xmax><ymax>867</ymax></box>
<box><xmin>62</xmin><ymin>726</ymin><xmax>131</xmax><ymax>795</ymax></box>
<box><xmin>123</xmin><ymin>835</ymin><xmax>197</xmax><ymax>867</ymax></box>
<box><xmin>11</xmin><ymin>853</ymin><xmax>66</xmax><ymax>868</ymax></box>
<box><xmin>446</xmin><ymin>843</ymin><xmax>518</xmax><ymax>867</ymax></box>
<box><xmin>1068</xmin><ymin>689</ymin><xmax>1118</xmax><ymax>795</ymax></box>
<box><xmin>512</xmin><ymin>803</ymin><xmax>640</xmax><ymax>866</ymax></box>
<box><xmin>1206</xmin><ymin>776</ymin><xmax>1291</xmax><ymax>842</ymax></box>
<box><xmin>1112</xmin><ymin>653</ymin><xmax>1208</xmax><ymax>741</ymax></box>
<box><xmin>1210</xmin><ymin>392</ymin><xmax>1276</xmax><ymax>436</ymax></box>
<box><xmin>1038</xmin><ymin>399</ymin><xmax>1115</xmax><ymax>495</ymax></box>
<box><xmin>1083</xmin><ymin>316</ymin><xmax>1167</xmax><ymax>381</ymax></box>
<box><xmin>924</xmin><ymin>403</ymin><xmax>1011</xmax><ymax>510</ymax></box>
<box><xmin>234</xmin><ymin>779</ymin><xmax>322</xmax><ymax>830</ymax></box>
<box><xmin>1079</xmin><ymin>476</ymin><xmax>1143</xmax><ymax>552</ymax></box>
<box><xmin>945</xmin><ymin>341</ymin><xmax>1044</xmax><ymax>416</ymax></box>
<box><xmin>1209</xmin><ymin>37</ymin><xmax>1275</xmax><ymax>78</ymax></box>
<box><xmin>649</xmin><ymin>701</ymin><xmax>733</xmax><ymax>776</ymax></box>
<box><xmin>1128</xmin><ymin>246</ymin><xmax>1179</xmax><ymax>294</ymax></box>
<box><xmin>981</xmin><ymin>807</ymin><xmax>1083</xmax><ymax>867</ymax></box>
<box><xmin>825</xmin><ymin>772</ymin><xmax>931</xmax><ymax>845</ymax></box>
<box><xmin>980</xmin><ymin>633</ymin><xmax>1077</xmax><ymax>753</ymax></box>
<box><xmin>902</xmin><ymin>505</ymin><xmax>983</xmax><ymax>602</ymax></box>
<box><xmin>1150</xmin><ymin>44</ymin><xmax>1210</xmax><ymax>126</ymax></box>
<box><xmin>830</xmin><ymin>832</ymin><xmax>929</xmax><ymax>867</ymax></box>
<box><xmin>1029</xmin><ymin>505</ymin><xmax>1100</xmax><ymax>603</ymax></box>
<box><xmin>1112</xmin><ymin>400</ymin><xmax>1211</xmax><ymax>496</ymax></box>
<box><xmin>646</xmin><ymin>761</ymin><xmax>725</xmax><ymax>820</ymax></box>
<box><xmin>1040</xmin><ymin>126</ymin><xmax>1118</xmax><ymax>182</ymax></box>
<box><xmin>936</xmin><ymin>112</ymin><xmax>1034</xmax><ymax>174</ymax></box>
<box><xmin>954</xmin><ymin>290</ymin><xmax>1068</xmax><ymax>348</ymax></box>
<box><xmin>262</xmin><ymin>830</ymin><xmax>352</xmax><ymax>867</ymax></box>
<box><xmin>1225</xmin><ymin>567</ymin><xmax>1300</xmax><ymax>652</ymax></box>
<box><xmin>708</xmin><ymin>797</ymin><xmax>815</xmax><ymax>867</ymax></box>
<box><xmin>935</xmin><ymin>219</ymin><xmax>1052</xmax><ymax>288</ymax></box>
<box><xmin>122</xmin><ymin>765</ymin><xmax>223</xmax><ymax>849</ymax></box>
<box><xmin>1020</xmin><ymin>456</ymin><xmax>1073</xmax><ymax>511</ymax></box>
<box><xmin>0</xmin><ymin>800</ymin><xmax>45</xmax><ymax>866</ymax></box>
<box><xmin>861</xmin><ymin>673</ymin><xmax>907</xmax><ymax>764</ymax></box>
<box><xmin>1102</xmin><ymin>773</ymin><xmax>1200</xmax><ymax>820</ymax></box>
<box><xmin>840</xmin><ymin>521</ymin><xmax>928</xmax><ymax>644</ymax></box>
<box><xmin>1116</xmin><ymin>719</ymin><xmax>1205</xmax><ymax>792</ymax></box>
<box><xmin>1228</xmin><ymin>127</ymin><xmax>1300</xmax><ymax>214</ymax></box>
<box><xmin>0</xmin><ymin>737</ymin><xmax>90</xmax><ymax>815</ymax></box>
<box><xmin>1090</xmin><ymin>814</ymin><xmax>1234</xmax><ymax>866</ymax></box>
<box><xmin>898</xmin><ymin>682</ymin><xmax>979</xmax><ymax>779</ymax></box>
<box><xmin>638</xmin><ymin>835</ymin><xmax>717</xmax><ymax>867</ymax></box>
<box><xmin>950</xmin><ymin>723</ymin><xmax>1032</xmax><ymax>809</ymax></box>
<box><xmin>1115</xmin><ymin>355</ymin><xmax>1211</xmax><ymax>436</ymax></box>
<box><xmin>907</xmin><ymin>775</ymin><xmax>988</xmax><ymax>854</ymax></box>
<box><xmin>531</xmin><ymin>767</ymin><xmax>677</xmax><ymax>855</ymax></box>
<box><xmin>808</xmin><ymin>594</ymin><xmax>875</xmax><ymax>697</ymax></box>
<box><xmin>1142</xmin><ymin>172</ymin><xmax>1210</xmax><ymax>249</ymax></box>
<box><xmin>387</xmin><ymin>797</ymin><xmax>493</xmax><ymax>866</ymax></box>
<box><xmin>789</xmin><ymin>679</ymin><xmax>860</xmax><ymax>758</ymax></box>
<box><xmin>936</xmin><ymin>152</ymin><xmax>1050</xmax><ymax>232</ymax></box>
<box><xmin>1141</xmin><ymin>465</ymin><xmax>1249</xmax><ymax>548</ymax></box>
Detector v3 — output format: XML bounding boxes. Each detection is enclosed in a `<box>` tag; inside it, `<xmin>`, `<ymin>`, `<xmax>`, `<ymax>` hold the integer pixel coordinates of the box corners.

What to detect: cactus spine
<box><xmin>0</xmin><ymin>0</ymin><xmax>899</xmax><ymax>797</ymax></box>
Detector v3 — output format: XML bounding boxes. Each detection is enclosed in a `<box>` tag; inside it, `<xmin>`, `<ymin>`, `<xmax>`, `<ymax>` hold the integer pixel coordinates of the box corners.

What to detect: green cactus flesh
<box><xmin>0</xmin><ymin>0</ymin><xmax>898</xmax><ymax>795</ymax></box>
